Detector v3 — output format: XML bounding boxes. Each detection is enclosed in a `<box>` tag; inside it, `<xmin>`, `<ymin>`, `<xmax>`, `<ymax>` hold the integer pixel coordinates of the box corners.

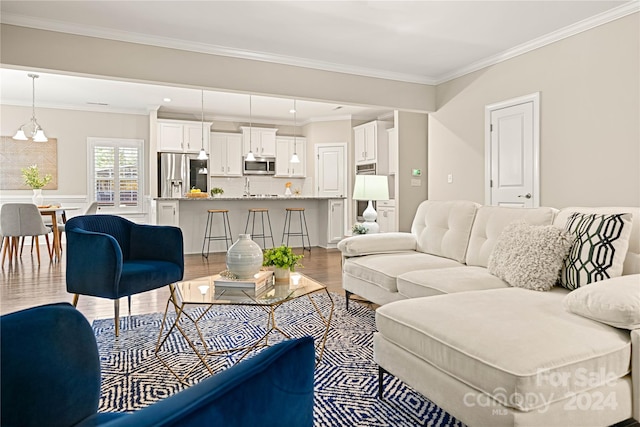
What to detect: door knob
<box><xmin>518</xmin><ymin>193</ymin><xmax>532</xmax><ymax>199</ymax></box>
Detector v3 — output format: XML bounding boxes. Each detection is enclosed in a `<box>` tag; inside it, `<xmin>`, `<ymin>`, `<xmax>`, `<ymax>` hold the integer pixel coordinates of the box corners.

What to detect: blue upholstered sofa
<box><xmin>1</xmin><ymin>303</ymin><xmax>315</xmax><ymax>427</ymax></box>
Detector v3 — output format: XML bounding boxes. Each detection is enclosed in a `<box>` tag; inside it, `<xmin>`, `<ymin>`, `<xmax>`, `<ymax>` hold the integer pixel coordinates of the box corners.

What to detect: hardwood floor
<box><xmin>1</xmin><ymin>245</ymin><xmax>346</xmax><ymax>323</ymax></box>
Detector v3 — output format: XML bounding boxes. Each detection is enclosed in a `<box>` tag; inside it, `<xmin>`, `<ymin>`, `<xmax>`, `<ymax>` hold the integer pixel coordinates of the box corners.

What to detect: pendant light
<box><xmin>197</xmin><ymin>89</ymin><xmax>208</xmax><ymax>160</ymax></box>
<box><xmin>290</xmin><ymin>99</ymin><xmax>300</xmax><ymax>163</ymax></box>
<box><xmin>13</xmin><ymin>74</ymin><xmax>48</xmax><ymax>142</ymax></box>
<box><xmin>245</xmin><ymin>95</ymin><xmax>256</xmax><ymax>161</ymax></box>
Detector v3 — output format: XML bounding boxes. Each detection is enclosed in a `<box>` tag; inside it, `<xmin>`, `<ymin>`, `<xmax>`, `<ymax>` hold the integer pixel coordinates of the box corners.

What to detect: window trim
<box><xmin>87</xmin><ymin>137</ymin><xmax>144</xmax><ymax>214</ymax></box>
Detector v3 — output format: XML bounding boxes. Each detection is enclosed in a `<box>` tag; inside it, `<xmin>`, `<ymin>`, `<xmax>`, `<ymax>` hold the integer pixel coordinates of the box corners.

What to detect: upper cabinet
<box><xmin>240</xmin><ymin>127</ymin><xmax>277</xmax><ymax>157</ymax></box>
<box><xmin>275</xmin><ymin>136</ymin><xmax>306</xmax><ymax>177</ymax></box>
<box><xmin>353</xmin><ymin>120</ymin><xmax>390</xmax><ymax>170</ymax></box>
<box><xmin>210</xmin><ymin>132</ymin><xmax>243</xmax><ymax>177</ymax></box>
<box><xmin>158</xmin><ymin>119</ymin><xmax>212</xmax><ymax>153</ymax></box>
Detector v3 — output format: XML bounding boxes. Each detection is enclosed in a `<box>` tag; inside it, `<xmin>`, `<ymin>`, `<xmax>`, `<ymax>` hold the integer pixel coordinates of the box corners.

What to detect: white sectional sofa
<box><xmin>338</xmin><ymin>200</ymin><xmax>640</xmax><ymax>427</ymax></box>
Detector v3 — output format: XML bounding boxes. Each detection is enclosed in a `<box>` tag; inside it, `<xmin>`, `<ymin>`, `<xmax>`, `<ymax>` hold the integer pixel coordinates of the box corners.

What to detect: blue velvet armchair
<box><xmin>0</xmin><ymin>303</ymin><xmax>315</xmax><ymax>427</ymax></box>
<box><xmin>65</xmin><ymin>215</ymin><xmax>184</xmax><ymax>336</ymax></box>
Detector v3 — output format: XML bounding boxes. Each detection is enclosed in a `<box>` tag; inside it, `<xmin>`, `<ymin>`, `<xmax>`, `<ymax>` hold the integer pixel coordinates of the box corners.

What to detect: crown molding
<box><xmin>0</xmin><ymin>13</ymin><xmax>435</xmax><ymax>85</ymax></box>
<box><xmin>434</xmin><ymin>1</ymin><xmax>640</xmax><ymax>84</ymax></box>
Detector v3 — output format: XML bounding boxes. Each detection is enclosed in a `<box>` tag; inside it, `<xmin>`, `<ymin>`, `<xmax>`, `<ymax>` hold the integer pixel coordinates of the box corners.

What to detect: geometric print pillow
<box><xmin>559</xmin><ymin>212</ymin><xmax>633</xmax><ymax>290</ymax></box>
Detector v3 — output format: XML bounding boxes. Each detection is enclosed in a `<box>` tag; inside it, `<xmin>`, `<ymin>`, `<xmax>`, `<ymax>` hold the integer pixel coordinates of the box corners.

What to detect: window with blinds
<box><xmin>88</xmin><ymin>138</ymin><xmax>144</xmax><ymax>212</ymax></box>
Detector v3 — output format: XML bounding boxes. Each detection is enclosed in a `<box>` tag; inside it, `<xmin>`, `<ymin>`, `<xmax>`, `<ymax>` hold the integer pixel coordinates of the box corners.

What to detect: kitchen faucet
<box><xmin>244</xmin><ymin>177</ymin><xmax>251</xmax><ymax>196</ymax></box>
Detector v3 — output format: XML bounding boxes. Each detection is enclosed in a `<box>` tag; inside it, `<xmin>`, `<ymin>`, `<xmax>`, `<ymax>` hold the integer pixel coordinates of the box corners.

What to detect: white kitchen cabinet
<box><xmin>157</xmin><ymin>200</ymin><xmax>179</xmax><ymax>226</ymax></box>
<box><xmin>317</xmin><ymin>198</ymin><xmax>345</xmax><ymax>248</ymax></box>
<box><xmin>240</xmin><ymin>126</ymin><xmax>277</xmax><ymax>157</ymax></box>
<box><xmin>275</xmin><ymin>136</ymin><xmax>306</xmax><ymax>177</ymax></box>
<box><xmin>328</xmin><ymin>199</ymin><xmax>344</xmax><ymax>243</ymax></box>
<box><xmin>158</xmin><ymin>119</ymin><xmax>212</xmax><ymax>153</ymax></box>
<box><xmin>353</xmin><ymin>121</ymin><xmax>378</xmax><ymax>164</ymax></box>
<box><xmin>377</xmin><ymin>200</ymin><xmax>397</xmax><ymax>233</ymax></box>
<box><xmin>387</xmin><ymin>128</ymin><xmax>398</xmax><ymax>175</ymax></box>
<box><xmin>210</xmin><ymin>132</ymin><xmax>243</xmax><ymax>176</ymax></box>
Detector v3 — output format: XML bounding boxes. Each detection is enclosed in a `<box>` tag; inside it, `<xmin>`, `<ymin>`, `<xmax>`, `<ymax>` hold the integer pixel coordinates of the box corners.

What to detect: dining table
<box><xmin>38</xmin><ymin>205</ymin><xmax>80</xmax><ymax>261</ymax></box>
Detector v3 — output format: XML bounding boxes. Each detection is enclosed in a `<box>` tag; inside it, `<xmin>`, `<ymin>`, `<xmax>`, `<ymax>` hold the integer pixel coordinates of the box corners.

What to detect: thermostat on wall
<box><xmin>412</xmin><ymin>169</ymin><xmax>422</xmax><ymax>177</ymax></box>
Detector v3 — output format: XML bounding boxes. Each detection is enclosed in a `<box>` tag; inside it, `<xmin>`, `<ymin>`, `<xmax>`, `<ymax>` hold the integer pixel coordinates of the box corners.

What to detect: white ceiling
<box><xmin>0</xmin><ymin>0</ymin><xmax>634</xmax><ymax>122</ymax></box>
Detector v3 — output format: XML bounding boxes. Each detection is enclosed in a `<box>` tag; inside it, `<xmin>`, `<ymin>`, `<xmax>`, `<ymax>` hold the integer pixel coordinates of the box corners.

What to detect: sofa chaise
<box><xmin>338</xmin><ymin>200</ymin><xmax>640</xmax><ymax>427</ymax></box>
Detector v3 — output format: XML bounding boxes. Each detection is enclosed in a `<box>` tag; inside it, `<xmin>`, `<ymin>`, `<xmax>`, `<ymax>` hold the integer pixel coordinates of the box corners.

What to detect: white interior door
<box><xmin>315</xmin><ymin>144</ymin><xmax>346</xmax><ymax>197</ymax></box>
<box><xmin>485</xmin><ymin>93</ymin><xmax>540</xmax><ymax>207</ymax></box>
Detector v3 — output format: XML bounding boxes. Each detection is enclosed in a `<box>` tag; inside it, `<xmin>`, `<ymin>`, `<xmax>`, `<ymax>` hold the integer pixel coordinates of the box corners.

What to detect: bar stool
<box><xmin>281</xmin><ymin>207</ymin><xmax>311</xmax><ymax>252</ymax></box>
<box><xmin>201</xmin><ymin>209</ymin><xmax>233</xmax><ymax>258</ymax></box>
<box><xmin>244</xmin><ymin>208</ymin><xmax>275</xmax><ymax>249</ymax></box>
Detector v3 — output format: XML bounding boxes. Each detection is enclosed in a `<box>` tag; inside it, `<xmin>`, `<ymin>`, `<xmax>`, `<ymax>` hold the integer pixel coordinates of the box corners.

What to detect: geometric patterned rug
<box><xmin>92</xmin><ymin>293</ymin><xmax>465</xmax><ymax>427</ymax></box>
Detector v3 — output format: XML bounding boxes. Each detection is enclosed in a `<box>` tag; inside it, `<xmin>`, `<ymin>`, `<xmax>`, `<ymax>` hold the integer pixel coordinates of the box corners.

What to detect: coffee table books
<box><xmin>214</xmin><ymin>270</ymin><xmax>274</xmax><ymax>295</ymax></box>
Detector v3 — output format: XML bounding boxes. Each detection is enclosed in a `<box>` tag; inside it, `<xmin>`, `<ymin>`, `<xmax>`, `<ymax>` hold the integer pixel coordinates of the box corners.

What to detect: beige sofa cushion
<box><xmin>337</xmin><ymin>232</ymin><xmax>416</xmax><ymax>257</ymax></box>
<box><xmin>564</xmin><ymin>274</ymin><xmax>640</xmax><ymax>330</ymax></box>
<box><xmin>411</xmin><ymin>200</ymin><xmax>479</xmax><ymax>263</ymax></box>
<box><xmin>376</xmin><ymin>288</ymin><xmax>631</xmax><ymax>411</ymax></box>
<box><xmin>554</xmin><ymin>207</ymin><xmax>640</xmax><ymax>275</ymax></box>
<box><xmin>397</xmin><ymin>266</ymin><xmax>509</xmax><ymax>298</ymax></box>
<box><xmin>343</xmin><ymin>252</ymin><xmax>461</xmax><ymax>293</ymax></box>
<box><xmin>466</xmin><ymin>206</ymin><xmax>556</xmax><ymax>267</ymax></box>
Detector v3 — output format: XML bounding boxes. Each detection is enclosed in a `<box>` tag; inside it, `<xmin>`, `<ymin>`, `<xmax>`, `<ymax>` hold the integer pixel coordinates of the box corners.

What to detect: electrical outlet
<box><xmin>447</xmin><ymin>174</ymin><xmax>453</xmax><ymax>184</ymax></box>
<box><xmin>411</xmin><ymin>179</ymin><xmax>421</xmax><ymax>187</ymax></box>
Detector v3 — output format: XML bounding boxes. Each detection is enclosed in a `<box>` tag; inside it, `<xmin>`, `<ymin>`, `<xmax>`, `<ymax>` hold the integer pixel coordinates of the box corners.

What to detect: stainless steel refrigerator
<box><xmin>158</xmin><ymin>153</ymin><xmax>208</xmax><ymax>198</ymax></box>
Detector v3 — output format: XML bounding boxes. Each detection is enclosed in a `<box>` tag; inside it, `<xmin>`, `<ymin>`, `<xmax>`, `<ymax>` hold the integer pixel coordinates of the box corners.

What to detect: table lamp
<box><xmin>353</xmin><ymin>175</ymin><xmax>389</xmax><ymax>233</ymax></box>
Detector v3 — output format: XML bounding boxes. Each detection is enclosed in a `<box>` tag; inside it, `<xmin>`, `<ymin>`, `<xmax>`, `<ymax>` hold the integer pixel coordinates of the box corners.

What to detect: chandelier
<box><xmin>13</xmin><ymin>74</ymin><xmax>48</xmax><ymax>142</ymax></box>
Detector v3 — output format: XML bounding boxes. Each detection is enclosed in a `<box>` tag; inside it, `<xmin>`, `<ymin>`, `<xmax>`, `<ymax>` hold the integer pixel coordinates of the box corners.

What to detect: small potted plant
<box><xmin>210</xmin><ymin>187</ymin><xmax>224</xmax><ymax>197</ymax></box>
<box><xmin>352</xmin><ymin>223</ymin><xmax>368</xmax><ymax>235</ymax></box>
<box><xmin>262</xmin><ymin>245</ymin><xmax>303</xmax><ymax>282</ymax></box>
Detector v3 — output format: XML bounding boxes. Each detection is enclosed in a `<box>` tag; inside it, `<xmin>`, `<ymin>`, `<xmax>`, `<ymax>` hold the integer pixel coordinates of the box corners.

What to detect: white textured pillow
<box><xmin>560</xmin><ymin>213</ymin><xmax>632</xmax><ymax>290</ymax></box>
<box><xmin>488</xmin><ymin>221</ymin><xmax>573</xmax><ymax>291</ymax></box>
<box><xmin>563</xmin><ymin>274</ymin><xmax>640</xmax><ymax>329</ymax></box>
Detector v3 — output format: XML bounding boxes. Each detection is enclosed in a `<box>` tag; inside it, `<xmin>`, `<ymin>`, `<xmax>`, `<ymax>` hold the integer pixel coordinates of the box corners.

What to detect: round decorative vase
<box><xmin>32</xmin><ymin>189</ymin><xmax>44</xmax><ymax>206</ymax></box>
<box><xmin>274</xmin><ymin>267</ymin><xmax>290</xmax><ymax>283</ymax></box>
<box><xmin>226</xmin><ymin>234</ymin><xmax>263</xmax><ymax>279</ymax></box>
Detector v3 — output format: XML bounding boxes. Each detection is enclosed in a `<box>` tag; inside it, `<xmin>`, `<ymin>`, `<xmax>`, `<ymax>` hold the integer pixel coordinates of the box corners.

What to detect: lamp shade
<box><xmin>352</xmin><ymin>175</ymin><xmax>389</xmax><ymax>201</ymax></box>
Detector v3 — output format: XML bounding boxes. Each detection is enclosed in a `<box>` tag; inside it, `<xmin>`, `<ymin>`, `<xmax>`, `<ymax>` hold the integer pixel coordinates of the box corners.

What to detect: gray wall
<box><xmin>397</xmin><ymin>111</ymin><xmax>428</xmax><ymax>231</ymax></box>
<box><xmin>428</xmin><ymin>13</ymin><xmax>639</xmax><ymax>208</ymax></box>
<box><xmin>0</xmin><ymin>105</ymin><xmax>149</xmax><ymax>197</ymax></box>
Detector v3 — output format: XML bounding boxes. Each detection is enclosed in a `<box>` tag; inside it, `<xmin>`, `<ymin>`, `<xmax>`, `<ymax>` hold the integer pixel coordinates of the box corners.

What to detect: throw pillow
<box><xmin>488</xmin><ymin>221</ymin><xmax>573</xmax><ymax>291</ymax></box>
<box><xmin>560</xmin><ymin>213</ymin><xmax>632</xmax><ymax>290</ymax></box>
<box><xmin>563</xmin><ymin>274</ymin><xmax>640</xmax><ymax>330</ymax></box>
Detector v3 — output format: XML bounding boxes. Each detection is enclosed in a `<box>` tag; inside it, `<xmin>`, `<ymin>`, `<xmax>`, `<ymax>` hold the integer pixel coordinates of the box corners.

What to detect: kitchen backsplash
<box><xmin>210</xmin><ymin>176</ymin><xmax>312</xmax><ymax>197</ymax></box>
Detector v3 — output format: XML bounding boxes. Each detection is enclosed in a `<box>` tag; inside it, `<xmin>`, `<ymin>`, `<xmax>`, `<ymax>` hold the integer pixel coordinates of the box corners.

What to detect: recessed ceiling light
<box><xmin>289</xmin><ymin>109</ymin><xmax>296</xmax><ymax>114</ymax></box>
<box><xmin>163</xmin><ymin>98</ymin><xmax>171</xmax><ymax>102</ymax></box>
<box><xmin>87</xmin><ymin>101</ymin><xmax>109</xmax><ymax>106</ymax></box>
<box><xmin>333</xmin><ymin>106</ymin><xmax>343</xmax><ymax>110</ymax></box>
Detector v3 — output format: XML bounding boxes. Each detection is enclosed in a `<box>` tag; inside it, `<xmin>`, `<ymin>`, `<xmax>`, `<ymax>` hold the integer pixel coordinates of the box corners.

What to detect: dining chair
<box><xmin>46</xmin><ymin>201</ymin><xmax>100</xmax><ymax>255</ymax></box>
<box><xmin>65</xmin><ymin>214</ymin><xmax>184</xmax><ymax>336</ymax></box>
<box><xmin>0</xmin><ymin>203</ymin><xmax>52</xmax><ymax>266</ymax></box>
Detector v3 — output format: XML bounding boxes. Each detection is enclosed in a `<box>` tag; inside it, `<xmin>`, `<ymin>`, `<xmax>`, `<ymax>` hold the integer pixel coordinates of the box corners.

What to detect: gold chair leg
<box><xmin>114</xmin><ymin>299</ymin><xmax>120</xmax><ymax>337</ymax></box>
<box><xmin>72</xmin><ymin>294</ymin><xmax>79</xmax><ymax>307</ymax></box>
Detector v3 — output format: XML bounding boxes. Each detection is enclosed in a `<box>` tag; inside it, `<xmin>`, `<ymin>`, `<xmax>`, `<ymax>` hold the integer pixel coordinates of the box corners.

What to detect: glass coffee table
<box><xmin>155</xmin><ymin>271</ymin><xmax>334</xmax><ymax>384</ymax></box>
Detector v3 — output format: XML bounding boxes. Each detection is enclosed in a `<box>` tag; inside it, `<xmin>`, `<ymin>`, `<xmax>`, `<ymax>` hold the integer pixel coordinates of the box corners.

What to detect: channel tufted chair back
<box><xmin>65</xmin><ymin>215</ymin><xmax>184</xmax><ymax>336</ymax></box>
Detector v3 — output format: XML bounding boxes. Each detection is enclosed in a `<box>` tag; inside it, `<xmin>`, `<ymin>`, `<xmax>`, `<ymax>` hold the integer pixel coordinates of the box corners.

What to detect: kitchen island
<box><xmin>155</xmin><ymin>196</ymin><xmax>345</xmax><ymax>254</ymax></box>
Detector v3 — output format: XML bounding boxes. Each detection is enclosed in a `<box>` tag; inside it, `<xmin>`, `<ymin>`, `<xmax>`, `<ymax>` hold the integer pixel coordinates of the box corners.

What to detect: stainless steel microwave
<box><xmin>243</xmin><ymin>156</ymin><xmax>276</xmax><ymax>175</ymax></box>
